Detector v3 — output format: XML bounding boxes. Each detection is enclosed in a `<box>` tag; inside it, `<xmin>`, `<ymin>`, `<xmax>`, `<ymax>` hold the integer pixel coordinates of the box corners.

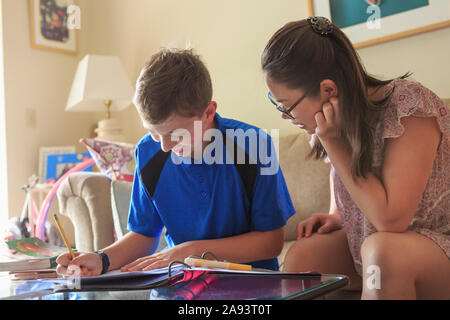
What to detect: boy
<box><xmin>56</xmin><ymin>48</ymin><xmax>295</xmax><ymax>276</ymax></box>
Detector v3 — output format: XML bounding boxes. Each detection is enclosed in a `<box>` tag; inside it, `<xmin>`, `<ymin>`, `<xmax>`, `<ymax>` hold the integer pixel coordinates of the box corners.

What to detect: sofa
<box><xmin>57</xmin><ymin>132</ymin><xmax>360</xmax><ymax>299</ymax></box>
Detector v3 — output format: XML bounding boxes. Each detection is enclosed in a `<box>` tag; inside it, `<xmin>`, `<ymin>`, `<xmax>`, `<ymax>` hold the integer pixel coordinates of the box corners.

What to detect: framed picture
<box><xmin>38</xmin><ymin>146</ymin><xmax>75</xmax><ymax>183</ymax></box>
<box><xmin>45</xmin><ymin>152</ymin><xmax>92</xmax><ymax>182</ymax></box>
<box><xmin>308</xmin><ymin>0</ymin><xmax>450</xmax><ymax>48</ymax></box>
<box><xmin>29</xmin><ymin>0</ymin><xmax>78</xmax><ymax>55</ymax></box>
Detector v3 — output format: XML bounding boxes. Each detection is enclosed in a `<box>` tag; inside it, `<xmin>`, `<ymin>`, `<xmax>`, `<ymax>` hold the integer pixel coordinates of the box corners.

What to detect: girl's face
<box><xmin>266</xmin><ymin>77</ymin><xmax>332</xmax><ymax>135</ymax></box>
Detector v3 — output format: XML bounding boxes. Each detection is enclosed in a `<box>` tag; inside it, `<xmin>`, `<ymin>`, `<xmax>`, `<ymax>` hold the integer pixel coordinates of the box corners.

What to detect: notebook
<box><xmin>15</xmin><ymin>265</ymin><xmax>188</xmax><ymax>294</ymax></box>
<box><xmin>11</xmin><ymin>251</ymin><xmax>324</xmax><ymax>298</ymax></box>
<box><xmin>0</xmin><ymin>238</ymin><xmax>71</xmax><ymax>272</ymax></box>
<box><xmin>0</xmin><ymin>257</ymin><xmax>54</xmax><ymax>272</ymax></box>
<box><xmin>9</xmin><ymin>269</ymin><xmax>58</xmax><ymax>281</ymax></box>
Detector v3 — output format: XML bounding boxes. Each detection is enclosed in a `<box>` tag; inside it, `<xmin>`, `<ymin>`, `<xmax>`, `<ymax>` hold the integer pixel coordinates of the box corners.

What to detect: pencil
<box><xmin>184</xmin><ymin>257</ymin><xmax>252</xmax><ymax>271</ymax></box>
<box><xmin>53</xmin><ymin>214</ymin><xmax>75</xmax><ymax>259</ymax></box>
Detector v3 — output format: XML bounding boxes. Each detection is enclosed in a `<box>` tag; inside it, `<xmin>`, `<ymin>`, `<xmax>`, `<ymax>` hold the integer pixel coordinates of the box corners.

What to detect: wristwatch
<box><xmin>95</xmin><ymin>250</ymin><xmax>110</xmax><ymax>275</ymax></box>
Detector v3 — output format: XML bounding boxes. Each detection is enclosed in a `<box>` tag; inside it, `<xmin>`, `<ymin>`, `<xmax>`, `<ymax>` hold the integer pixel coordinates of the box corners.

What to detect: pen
<box><xmin>53</xmin><ymin>214</ymin><xmax>75</xmax><ymax>259</ymax></box>
<box><xmin>184</xmin><ymin>257</ymin><xmax>252</xmax><ymax>271</ymax></box>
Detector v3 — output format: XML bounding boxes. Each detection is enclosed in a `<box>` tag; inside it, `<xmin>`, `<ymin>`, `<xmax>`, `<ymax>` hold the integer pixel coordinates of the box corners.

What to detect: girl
<box><xmin>261</xmin><ymin>17</ymin><xmax>449</xmax><ymax>299</ymax></box>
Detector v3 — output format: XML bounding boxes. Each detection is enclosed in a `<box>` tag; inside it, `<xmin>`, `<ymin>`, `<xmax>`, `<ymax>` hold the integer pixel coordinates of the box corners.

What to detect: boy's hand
<box><xmin>121</xmin><ymin>242</ymin><xmax>193</xmax><ymax>272</ymax></box>
<box><xmin>56</xmin><ymin>252</ymin><xmax>102</xmax><ymax>277</ymax></box>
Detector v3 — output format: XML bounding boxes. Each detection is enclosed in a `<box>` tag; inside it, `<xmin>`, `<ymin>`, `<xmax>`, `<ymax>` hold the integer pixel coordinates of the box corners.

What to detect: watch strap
<box><xmin>95</xmin><ymin>250</ymin><xmax>110</xmax><ymax>275</ymax></box>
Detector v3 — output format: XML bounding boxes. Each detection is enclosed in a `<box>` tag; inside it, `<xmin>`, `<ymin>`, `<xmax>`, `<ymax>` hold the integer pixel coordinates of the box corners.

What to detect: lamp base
<box><xmin>94</xmin><ymin>118</ymin><xmax>125</xmax><ymax>142</ymax></box>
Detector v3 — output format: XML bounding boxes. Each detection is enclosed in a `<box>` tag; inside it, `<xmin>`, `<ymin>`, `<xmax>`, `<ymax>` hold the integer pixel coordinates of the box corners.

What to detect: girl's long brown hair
<box><xmin>261</xmin><ymin>19</ymin><xmax>410</xmax><ymax>179</ymax></box>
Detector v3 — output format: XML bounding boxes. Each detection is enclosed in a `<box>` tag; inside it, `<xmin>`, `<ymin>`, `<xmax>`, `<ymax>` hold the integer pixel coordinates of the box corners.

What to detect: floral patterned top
<box><xmin>330</xmin><ymin>78</ymin><xmax>449</xmax><ymax>276</ymax></box>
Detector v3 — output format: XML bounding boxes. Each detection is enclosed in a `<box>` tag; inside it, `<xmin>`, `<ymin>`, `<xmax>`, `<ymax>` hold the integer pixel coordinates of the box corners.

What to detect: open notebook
<box><xmin>13</xmin><ymin>264</ymin><xmax>322</xmax><ymax>297</ymax></box>
<box><xmin>12</xmin><ymin>265</ymin><xmax>187</xmax><ymax>296</ymax></box>
<box><xmin>11</xmin><ymin>252</ymin><xmax>329</xmax><ymax>299</ymax></box>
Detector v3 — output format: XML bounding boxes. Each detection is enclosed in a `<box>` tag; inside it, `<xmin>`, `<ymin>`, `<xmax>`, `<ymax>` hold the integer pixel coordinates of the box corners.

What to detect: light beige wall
<box><xmin>83</xmin><ymin>0</ymin><xmax>310</xmax><ymax>145</ymax></box>
<box><xmin>358</xmin><ymin>26</ymin><xmax>450</xmax><ymax>98</ymax></box>
<box><xmin>2</xmin><ymin>0</ymin><xmax>97</xmax><ymax>219</ymax></box>
<box><xmin>83</xmin><ymin>0</ymin><xmax>450</xmax><ymax>146</ymax></box>
<box><xmin>0</xmin><ymin>1</ymin><xmax>7</xmax><ymax>227</ymax></box>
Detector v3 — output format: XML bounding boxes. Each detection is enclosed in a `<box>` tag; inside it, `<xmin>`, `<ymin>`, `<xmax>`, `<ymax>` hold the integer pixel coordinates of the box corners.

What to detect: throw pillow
<box><xmin>80</xmin><ymin>138</ymin><xmax>135</xmax><ymax>182</ymax></box>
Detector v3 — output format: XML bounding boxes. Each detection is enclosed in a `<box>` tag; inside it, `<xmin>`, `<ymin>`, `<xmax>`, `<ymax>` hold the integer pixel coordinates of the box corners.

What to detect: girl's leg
<box><xmin>361</xmin><ymin>231</ymin><xmax>450</xmax><ymax>300</ymax></box>
<box><xmin>283</xmin><ymin>228</ymin><xmax>362</xmax><ymax>291</ymax></box>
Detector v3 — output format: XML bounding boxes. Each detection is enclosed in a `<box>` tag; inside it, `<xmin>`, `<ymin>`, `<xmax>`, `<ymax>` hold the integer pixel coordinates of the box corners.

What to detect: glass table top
<box><xmin>1</xmin><ymin>271</ymin><xmax>348</xmax><ymax>300</ymax></box>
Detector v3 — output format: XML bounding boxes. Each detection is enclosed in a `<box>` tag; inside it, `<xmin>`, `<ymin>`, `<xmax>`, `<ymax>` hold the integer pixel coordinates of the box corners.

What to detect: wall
<box><xmin>82</xmin><ymin>0</ymin><xmax>311</xmax><ymax>145</ymax></box>
<box><xmin>83</xmin><ymin>0</ymin><xmax>450</xmax><ymax>146</ymax></box>
<box><xmin>1</xmin><ymin>0</ymin><xmax>98</xmax><ymax>221</ymax></box>
<box><xmin>358</xmin><ymin>26</ymin><xmax>450</xmax><ymax>97</ymax></box>
<box><xmin>0</xmin><ymin>1</ymin><xmax>7</xmax><ymax>227</ymax></box>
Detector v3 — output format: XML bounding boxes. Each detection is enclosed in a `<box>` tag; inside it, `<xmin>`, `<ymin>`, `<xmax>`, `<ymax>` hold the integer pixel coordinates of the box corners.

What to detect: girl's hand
<box><xmin>314</xmin><ymin>97</ymin><xmax>340</xmax><ymax>141</ymax></box>
<box><xmin>296</xmin><ymin>213</ymin><xmax>343</xmax><ymax>239</ymax></box>
<box><xmin>120</xmin><ymin>242</ymin><xmax>194</xmax><ymax>272</ymax></box>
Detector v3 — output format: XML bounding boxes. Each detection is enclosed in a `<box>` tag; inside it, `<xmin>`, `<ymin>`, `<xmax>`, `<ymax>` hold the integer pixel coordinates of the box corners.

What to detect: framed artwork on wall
<box><xmin>29</xmin><ymin>0</ymin><xmax>79</xmax><ymax>55</ymax></box>
<box><xmin>307</xmin><ymin>0</ymin><xmax>450</xmax><ymax>49</ymax></box>
<box><xmin>45</xmin><ymin>152</ymin><xmax>92</xmax><ymax>182</ymax></box>
<box><xmin>38</xmin><ymin>146</ymin><xmax>75</xmax><ymax>183</ymax></box>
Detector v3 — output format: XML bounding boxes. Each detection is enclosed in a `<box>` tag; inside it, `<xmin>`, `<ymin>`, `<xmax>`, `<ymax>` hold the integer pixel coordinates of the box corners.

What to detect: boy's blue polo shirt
<box><xmin>127</xmin><ymin>113</ymin><xmax>295</xmax><ymax>270</ymax></box>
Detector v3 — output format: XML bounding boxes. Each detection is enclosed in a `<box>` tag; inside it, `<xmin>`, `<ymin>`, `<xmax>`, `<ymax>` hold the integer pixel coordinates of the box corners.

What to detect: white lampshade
<box><xmin>66</xmin><ymin>54</ymin><xmax>134</xmax><ymax>112</ymax></box>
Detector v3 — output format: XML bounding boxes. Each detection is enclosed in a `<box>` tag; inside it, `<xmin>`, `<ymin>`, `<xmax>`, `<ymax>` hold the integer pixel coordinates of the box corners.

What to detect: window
<box><xmin>0</xmin><ymin>5</ymin><xmax>9</xmax><ymax>230</ymax></box>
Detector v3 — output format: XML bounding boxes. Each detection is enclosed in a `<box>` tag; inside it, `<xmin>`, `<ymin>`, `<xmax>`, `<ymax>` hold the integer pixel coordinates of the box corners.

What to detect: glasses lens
<box><xmin>268</xmin><ymin>92</ymin><xmax>293</xmax><ymax>118</ymax></box>
<box><xmin>268</xmin><ymin>92</ymin><xmax>284</xmax><ymax>110</ymax></box>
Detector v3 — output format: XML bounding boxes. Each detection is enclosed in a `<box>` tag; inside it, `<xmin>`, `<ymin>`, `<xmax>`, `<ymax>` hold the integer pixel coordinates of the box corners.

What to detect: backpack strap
<box><xmin>222</xmin><ymin>132</ymin><xmax>258</xmax><ymax>204</ymax></box>
<box><xmin>140</xmin><ymin>149</ymin><xmax>171</xmax><ymax>199</ymax></box>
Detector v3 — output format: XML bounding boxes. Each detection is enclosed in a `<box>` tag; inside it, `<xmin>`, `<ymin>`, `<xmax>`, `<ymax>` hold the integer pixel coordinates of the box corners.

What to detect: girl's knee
<box><xmin>361</xmin><ymin>232</ymin><xmax>409</xmax><ymax>275</ymax></box>
<box><xmin>283</xmin><ymin>239</ymin><xmax>311</xmax><ymax>272</ymax></box>
<box><xmin>283</xmin><ymin>231</ymin><xmax>346</xmax><ymax>272</ymax></box>
<box><xmin>282</xmin><ymin>235</ymin><xmax>324</xmax><ymax>272</ymax></box>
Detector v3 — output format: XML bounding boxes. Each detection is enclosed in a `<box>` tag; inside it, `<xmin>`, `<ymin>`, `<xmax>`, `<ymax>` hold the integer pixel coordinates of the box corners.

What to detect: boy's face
<box><xmin>143</xmin><ymin>113</ymin><xmax>203</xmax><ymax>158</ymax></box>
<box><xmin>142</xmin><ymin>102</ymin><xmax>217</xmax><ymax>158</ymax></box>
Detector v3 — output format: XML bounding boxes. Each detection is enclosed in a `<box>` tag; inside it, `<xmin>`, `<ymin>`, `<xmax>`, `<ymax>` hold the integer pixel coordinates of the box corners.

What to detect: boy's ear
<box><xmin>203</xmin><ymin>101</ymin><xmax>217</xmax><ymax>122</ymax></box>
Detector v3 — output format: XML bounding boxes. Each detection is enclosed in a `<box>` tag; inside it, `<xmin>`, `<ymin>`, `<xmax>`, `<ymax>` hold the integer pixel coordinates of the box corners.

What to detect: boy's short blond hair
<box><xmin>134</xmin><ymin>48</ymin><xmax>213</xmax><ymax>124</ymax></box>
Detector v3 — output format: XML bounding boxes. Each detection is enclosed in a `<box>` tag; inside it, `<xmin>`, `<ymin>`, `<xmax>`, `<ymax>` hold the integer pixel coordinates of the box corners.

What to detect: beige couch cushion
<box><xmin>277</xmin><ymin>133</ymin><xmax>331</xmax><ymax>241</ymax></box>
<box><xmin>57</xmin><ymin>172</ymin><xmax>115</xmax><ymax>252</ymax></box>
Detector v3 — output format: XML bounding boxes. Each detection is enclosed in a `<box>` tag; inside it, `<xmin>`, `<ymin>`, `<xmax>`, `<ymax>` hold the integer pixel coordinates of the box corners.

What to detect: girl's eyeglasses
<box><xmin>267</xmin><ymin>90</ymin><xmax>309</xmax><ymax>120</ymax></box>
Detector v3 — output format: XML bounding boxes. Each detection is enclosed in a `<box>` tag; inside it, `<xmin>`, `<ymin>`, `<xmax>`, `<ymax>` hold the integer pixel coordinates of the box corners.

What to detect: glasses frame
<box><xmin>268</xmin><ymin>89</ymin><xmax>310</xmax><ymax>120</ymax></box>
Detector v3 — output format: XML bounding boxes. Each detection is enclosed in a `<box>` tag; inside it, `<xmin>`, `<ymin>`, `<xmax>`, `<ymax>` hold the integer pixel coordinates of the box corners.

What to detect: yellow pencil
<box><xmin>184</xmin><ymin>257</ymin><xmax>252</xmax><ymax>271</ymax></box>
<box><xmin>53</xmin><ymin>214</ymin><xmax>75</xmax><ymax>259</ymax></box>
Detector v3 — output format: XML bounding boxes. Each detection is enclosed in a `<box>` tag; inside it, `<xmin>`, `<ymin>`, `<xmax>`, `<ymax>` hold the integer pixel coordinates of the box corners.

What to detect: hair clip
<box><xmin>307</xmin><ymin>16</ymin><xmax>333</xmax><ymax>35</ymax></box>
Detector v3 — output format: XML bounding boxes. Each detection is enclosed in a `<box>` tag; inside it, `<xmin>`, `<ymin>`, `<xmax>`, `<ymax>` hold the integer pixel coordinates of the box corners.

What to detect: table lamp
<box><xmin>65</xmin><ymin>54</ymin><xmax>134</xmax><ymax>142</ymax></box>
